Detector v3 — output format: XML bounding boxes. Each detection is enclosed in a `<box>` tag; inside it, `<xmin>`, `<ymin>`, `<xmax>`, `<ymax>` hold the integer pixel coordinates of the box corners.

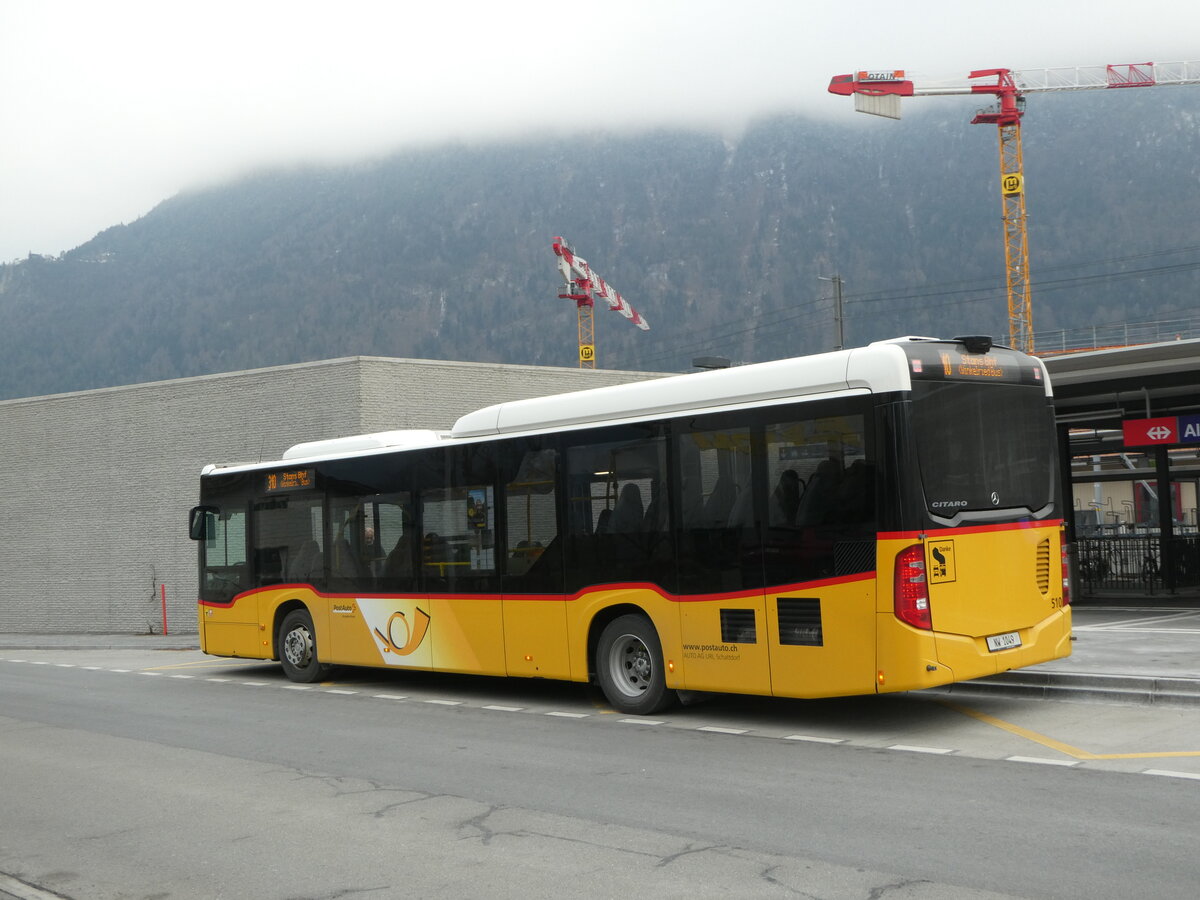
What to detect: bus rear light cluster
<box><xmin>894</xmin><ymin>544</ymin><xmax>932</xmax><ymax>630</ymax></box>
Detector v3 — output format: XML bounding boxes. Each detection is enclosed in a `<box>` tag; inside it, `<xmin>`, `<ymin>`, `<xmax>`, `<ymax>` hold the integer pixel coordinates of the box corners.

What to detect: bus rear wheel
<box><xmin>279</xmin><ymin>609</ymin><xmax>331</xmax><ymax>683</ymax></box>
<box><xmin>596</xmin><ymin>614</ymin><xmax>676</xmax><ymax>716</ymax></box>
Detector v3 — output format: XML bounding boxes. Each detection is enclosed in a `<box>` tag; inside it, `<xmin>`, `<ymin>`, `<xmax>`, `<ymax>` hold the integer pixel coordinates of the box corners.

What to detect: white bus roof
<box><xmin>281</xmin><ymin>429</ymin><xmax>447</xmax><ymax>461</ymax></box>
<box><xmin>450</xmin><ymin>340</ymin><xmax>915</xmax><ymax>438</ymax></box>
<box><xmin>204</xmin><ymin>337</ymin><xmax>1043</xmax><ymax>475</ymax></box>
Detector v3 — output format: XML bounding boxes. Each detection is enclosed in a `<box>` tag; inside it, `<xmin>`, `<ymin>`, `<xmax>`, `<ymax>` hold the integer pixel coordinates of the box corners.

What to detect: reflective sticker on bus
<box><xmin>928</xmin><ymin>540</ymin><xmax>957</xmax><ymax>584</ymax></box>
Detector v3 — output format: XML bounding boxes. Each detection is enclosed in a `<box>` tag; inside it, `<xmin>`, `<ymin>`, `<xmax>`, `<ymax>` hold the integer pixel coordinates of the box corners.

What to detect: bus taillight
<box><xmin>894</xmin><ymin>544</ymin><xmax>932</xmax><ymax>630</ymax></box>
<box><xmin>1061</xmin><ymin>544</ymin><xmax>1072</xmax><ymax>607</ymax></box>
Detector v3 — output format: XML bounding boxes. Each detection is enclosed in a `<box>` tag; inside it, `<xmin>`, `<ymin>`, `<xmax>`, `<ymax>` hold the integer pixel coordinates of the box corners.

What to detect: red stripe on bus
<box><xmin>199</xmin><ymin>570</ymin><xmax>878</xmax><ymax>609</ymax></box>
<box><xmin>877</xmin><ymin>519</ymin><xmax>1063</xmax><ymax>541</ymax></box>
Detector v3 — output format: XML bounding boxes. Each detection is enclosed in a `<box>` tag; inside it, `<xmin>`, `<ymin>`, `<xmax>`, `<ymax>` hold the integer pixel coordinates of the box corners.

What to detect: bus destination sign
<box><xmin>265</xmin><ymin>468</ymin><xmax>315</xmax><ymax>493</ymax></box>
<box><xmin>906</xmin><ymin>345</ymin><xmax>1035</xmax><ymax>384</ymax></box>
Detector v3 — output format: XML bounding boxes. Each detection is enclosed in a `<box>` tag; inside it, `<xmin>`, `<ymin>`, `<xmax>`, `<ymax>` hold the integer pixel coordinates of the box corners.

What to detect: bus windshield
<box><xmin>911</xmin><ymin>380</ymin><xmax>1055</xmax><ymax>515</ymax></box>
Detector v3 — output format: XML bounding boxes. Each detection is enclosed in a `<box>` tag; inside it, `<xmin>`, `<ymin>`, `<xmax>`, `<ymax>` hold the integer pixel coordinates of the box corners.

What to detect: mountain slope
<box><xmin>1</xmin><ymin>91</ymin><xmax>1198</xmax><ymax>400</ymax></box>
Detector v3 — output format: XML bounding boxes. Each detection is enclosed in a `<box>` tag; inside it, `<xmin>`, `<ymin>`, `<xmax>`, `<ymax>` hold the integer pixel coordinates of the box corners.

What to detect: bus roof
<box><xmin>450</xmin><ymin>340</ymin><xmax>915</xmax><ymax>439</ymax></box>
<box><xmin>205</xmin><ymin>337</ymin><xmax>1043</xmax><ymax>475</ymax></box>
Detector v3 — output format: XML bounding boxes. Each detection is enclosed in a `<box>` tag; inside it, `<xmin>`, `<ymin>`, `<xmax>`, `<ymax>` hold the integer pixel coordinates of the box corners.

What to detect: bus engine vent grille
<box><xmin>777</xmin><ymin>597</ymin><xmax>823</xmax><ymax>646</ymax></box>
<box><xmin>1036</xmin><ymin>538</ymin><xmax>1051</xmax><ymax>594</ymax></box>
<box><xmin>720</xmin><ymin>608</ymin><xmax>758</xmax><ymax>644</ymax></box>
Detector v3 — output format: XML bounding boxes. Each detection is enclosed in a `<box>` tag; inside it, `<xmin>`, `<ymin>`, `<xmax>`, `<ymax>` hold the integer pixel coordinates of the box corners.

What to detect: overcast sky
<box><xmin>3</xmin><ymin>0</ymin><xmax>1198</xmax><ymax>262</ymax></box>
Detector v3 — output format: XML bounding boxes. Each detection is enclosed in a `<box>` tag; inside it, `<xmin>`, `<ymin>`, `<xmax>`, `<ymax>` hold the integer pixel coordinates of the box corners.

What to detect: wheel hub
<box><xmin>613</xmin><ymin>636</ymin><xmax>651</xmax><ymax>696</ymax></box>
<box><xmin>284</xmin><ymin>627</ymin><xmax>313</xmax><ymax>668</ymax></box>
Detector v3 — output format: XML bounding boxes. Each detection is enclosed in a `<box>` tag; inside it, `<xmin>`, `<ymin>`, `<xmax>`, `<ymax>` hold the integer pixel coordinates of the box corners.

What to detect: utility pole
<box><xmin>818</xmin><ymin>274</ymin><xmax>845</xmax><ymax>351</ymax></box>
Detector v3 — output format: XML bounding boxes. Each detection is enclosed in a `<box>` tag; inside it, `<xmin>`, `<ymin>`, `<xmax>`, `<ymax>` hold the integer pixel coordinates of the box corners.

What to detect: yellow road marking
<box><xmin>941</xmin><ymin>700</ymin><xmax>1200</xmax><ymax>760</ymax></box>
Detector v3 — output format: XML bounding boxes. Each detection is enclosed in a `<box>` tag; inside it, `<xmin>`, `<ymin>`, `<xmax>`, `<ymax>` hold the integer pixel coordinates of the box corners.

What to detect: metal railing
<box><xmin>1034</xmin><ymin>317</ymin><xmax>1200</xmax><ymax>356</ymax></box>
<box><xmin>1074</xmin><ymin>535</ymin><xmax>1200</xmax><ymax>595</ymax></box>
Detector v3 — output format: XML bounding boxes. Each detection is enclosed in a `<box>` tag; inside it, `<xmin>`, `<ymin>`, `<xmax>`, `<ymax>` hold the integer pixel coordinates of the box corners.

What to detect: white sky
<box><xmin>3</xmin><ymin>0</ymin><xmax>1198</xmax><ymax>262</ymax></box>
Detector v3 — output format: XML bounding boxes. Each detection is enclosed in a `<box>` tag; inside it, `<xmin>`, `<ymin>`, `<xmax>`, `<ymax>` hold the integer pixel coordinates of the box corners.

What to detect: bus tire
<box><xmin>279</xmin><ymin>609</ymin><xmax>330</xmax><ymax>683</ymax></box>
<box><xmin>596</xmin><ymin>613</ymin><xmax>676</xmax><ymax>715</ymax></box>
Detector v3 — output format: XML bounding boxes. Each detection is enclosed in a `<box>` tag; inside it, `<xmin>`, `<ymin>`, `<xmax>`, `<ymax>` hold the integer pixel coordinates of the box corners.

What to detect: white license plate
<box><xmin>986</xmin><ymin>631</ymin><xmax>1022</xmax><ymax>652</ymax></box>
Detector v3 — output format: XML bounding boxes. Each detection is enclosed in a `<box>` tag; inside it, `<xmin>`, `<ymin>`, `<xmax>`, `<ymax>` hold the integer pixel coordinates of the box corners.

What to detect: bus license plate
<box><xmin>986</xmin><ymin>631</ymin><xmax>1022</xmax><ymax>652</ymax></box>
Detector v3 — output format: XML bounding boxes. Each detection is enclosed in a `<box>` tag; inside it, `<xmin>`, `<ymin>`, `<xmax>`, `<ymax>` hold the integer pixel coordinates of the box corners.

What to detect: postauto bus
<box><xmin>189</xmin><ymin>335</ymin><xmax>1070</xmax><ymax>714</ymax></box>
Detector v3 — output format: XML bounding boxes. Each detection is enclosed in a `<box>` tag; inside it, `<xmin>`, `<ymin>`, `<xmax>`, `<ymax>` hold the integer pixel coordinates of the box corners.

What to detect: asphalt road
<box><xmin>1</xmin><ymin>650</ymin><xmax>1198</xmax><ymax>900</ymax></box>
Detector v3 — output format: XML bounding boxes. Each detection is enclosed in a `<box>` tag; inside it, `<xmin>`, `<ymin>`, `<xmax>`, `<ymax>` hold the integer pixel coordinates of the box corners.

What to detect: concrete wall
<box><xmin>0</xmin><ymin>357</ymin><xmax>663</xmax><ymax>634</ymax></box>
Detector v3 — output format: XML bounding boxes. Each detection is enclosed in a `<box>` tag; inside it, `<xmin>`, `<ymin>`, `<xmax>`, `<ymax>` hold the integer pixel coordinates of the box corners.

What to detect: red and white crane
<box><xmin>551</xmin><ymin>237</ymin><xmax>649</xmax><ymax>369</ymax></box>
<box><xmin>829</xmin><ymin>61</ymin><xmax>1200</xmax><ymax>353</ymax></box>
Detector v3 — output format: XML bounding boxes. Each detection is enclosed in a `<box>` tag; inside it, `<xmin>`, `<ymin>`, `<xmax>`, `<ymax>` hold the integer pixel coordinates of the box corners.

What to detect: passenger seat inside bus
<box><xmin>288</xmin><ymin>540</ymin><xmax>323</xmax><ymax>583</ymax></box>
<box><xmin>608</xmin><ymin>483</ymin><xmax>644</xmax><ymax>532</ymax></box>
<box><xmin>702</xmin><ymin>476</ymin><xmax>737</xmax><ymax>527</ymax></box>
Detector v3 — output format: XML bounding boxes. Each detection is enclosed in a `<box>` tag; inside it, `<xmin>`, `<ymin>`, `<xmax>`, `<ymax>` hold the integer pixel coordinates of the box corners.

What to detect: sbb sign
<box><xmin>1123</xmin><ymin>415</ymin><xmax>1200</xmax><ymax>447</ymax></box>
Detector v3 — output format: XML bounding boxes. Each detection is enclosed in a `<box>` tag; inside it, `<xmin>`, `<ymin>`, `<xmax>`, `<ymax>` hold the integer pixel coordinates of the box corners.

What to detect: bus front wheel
<box><xmin>279</xmin><ymin>609</ymin><xmax>331</xmax><ymax>683</ymax></box>
<box><xmin>596</xmin><ymin>614</ymin><xmax>676</xmax><ymax>716</ymax></box>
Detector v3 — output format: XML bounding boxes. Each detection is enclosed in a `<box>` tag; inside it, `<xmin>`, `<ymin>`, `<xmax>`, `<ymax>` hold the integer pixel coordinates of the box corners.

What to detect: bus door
<box><xmin>420</xmin><ymin>446</ymin><xmax>505</xmax><ymax>676</ymax></box>
<box><xmin>675</xmin><ymin>424</ymin><xmax>773</xmax><ymax>695</ymax></box>
<box><xmin>326</xmin><ymin>491</ymin><xmax>433</xmax><ymax>670</ymax></box>
<box><xmin>193</xmin><ymin>502</ymin><xmax>258</xmax><ymax>657</ymax></box>
<box><xmin>759</xmin><ymin>414</ymin><xmax>878</xmax><ymax>699</ymax></box>
<box><xmin>501</xmin><ymin>444</ymin><xmax>570</xmax><ymax>679</ymax></box>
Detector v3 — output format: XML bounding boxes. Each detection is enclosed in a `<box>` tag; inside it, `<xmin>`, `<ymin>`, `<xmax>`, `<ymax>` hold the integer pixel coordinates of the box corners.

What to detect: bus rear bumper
<box><xmin>935</xmin><ymin>607</ymin><xmax>1072</xmax><ymax>683</ymax></box>
<box><xmin>876</xmin><ymin>607</ymin><xmax>1072</xmax><ymax>694</ymax></box>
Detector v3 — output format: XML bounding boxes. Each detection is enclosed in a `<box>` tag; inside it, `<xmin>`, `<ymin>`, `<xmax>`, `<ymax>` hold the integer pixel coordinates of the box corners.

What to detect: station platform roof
<box><xmin>1041</xmin><ymin>337</ymin><xmax>1200</xmax><ymax>425</ymax></box>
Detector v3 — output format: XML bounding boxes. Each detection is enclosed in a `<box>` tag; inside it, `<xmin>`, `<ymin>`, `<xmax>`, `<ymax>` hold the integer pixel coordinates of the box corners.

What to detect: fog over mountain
<box><xmin>1</xmin><ymin>89</ymin><xmax>1197</xmax><ymax>401</ymax></box>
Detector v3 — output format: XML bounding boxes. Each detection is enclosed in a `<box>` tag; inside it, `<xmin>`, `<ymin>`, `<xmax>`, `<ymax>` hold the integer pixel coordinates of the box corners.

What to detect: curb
<box><xmin>0</xmin><ymin>637</ymin><xmax>199</xmax><ymax>652</ymax></box>
<box><xmin>935</xmin><ymin>670</ymin><xmax>1200</xmax><ymax>708</ymax></box>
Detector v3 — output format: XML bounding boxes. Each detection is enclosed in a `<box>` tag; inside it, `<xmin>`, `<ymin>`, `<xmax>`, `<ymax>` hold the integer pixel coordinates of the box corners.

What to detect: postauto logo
<box><xmin>1122</xmin><ymin>414</ymin><xmax>1200</xmax><ymax>447</ymax></box>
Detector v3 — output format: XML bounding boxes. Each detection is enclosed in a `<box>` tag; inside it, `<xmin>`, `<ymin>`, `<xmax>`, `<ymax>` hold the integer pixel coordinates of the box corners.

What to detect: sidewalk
<box><xmin>0</xmin><ymin>633</ymin><xmax>199</xmax><ymax>651</ymax></box>
<box><xmin>3</xmin><ymin>605</ymin><xmax>1199</xmax><ymax>706</ymax></box>
<box><xmin>934</xmin><ymin>604</ymin><xmax>1200</xmax><ymax>706</ymax></box>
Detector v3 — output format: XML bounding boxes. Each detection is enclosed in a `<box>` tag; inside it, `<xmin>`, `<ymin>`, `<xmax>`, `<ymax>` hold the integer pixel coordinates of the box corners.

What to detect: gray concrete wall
<box><xmin>0</xmin><ymin>357</ymin><xmax>663</xmax><ymax>634</ymax></box>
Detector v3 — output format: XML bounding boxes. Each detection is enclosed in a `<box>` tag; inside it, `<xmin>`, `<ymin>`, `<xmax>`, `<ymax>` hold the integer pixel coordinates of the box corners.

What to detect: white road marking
<box><xmin>1144</xmin><ymin>768</ymin><xmax>1200</xmax><ymax>780</ymax></box>
<box><xmin>783</xmin><ymin>734</ymin><xmax>846</xmax><ymax>744</ymax></box>
<box><xmin>1007</xmin><ymin>755</ymin><xmax>1079</xmax><ymax>767</ymax></box>
<box><xmin>17</xmin><ymin>656</ymin><xmax>1200</xmax><ymax>782</ymax></box>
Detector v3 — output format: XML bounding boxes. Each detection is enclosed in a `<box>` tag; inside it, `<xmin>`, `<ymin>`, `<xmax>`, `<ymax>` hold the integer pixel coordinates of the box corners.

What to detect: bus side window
<box><xmin>763</xmin><ymin>413</ymin><xmax>876</xmax><ymax>582</ymax></box>
<box><xmin>675</xmin><ymin>424</ymin><xmax>757</xmax><ymax>595</ymax></box>
<box><xmin>255</xmin><ymin>494</ymin><xmax>324</xmax><ymax>588</ymax></box>
<box><xmin>379</xmin><ymin>499</ymin><xmax>416</xmax><ymax>587</ymax></box>
<box><xmin>503</xmin><ymin>445</ymin><xmax>559</xmax><ymax>589</ymax></box>
<box><xmin>418</xmin><ymin>444</ymin><xmax>498</xmax><ymax>594</ymax></box>
<box><xmin>563</xmin><ymin>425</ymin><xmax>670</xmax><ymax>592</ymax></box>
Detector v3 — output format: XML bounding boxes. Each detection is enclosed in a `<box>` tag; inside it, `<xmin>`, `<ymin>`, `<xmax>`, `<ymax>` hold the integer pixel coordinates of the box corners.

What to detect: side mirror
<box><xmin>189</xmin><ymin>506</ymin><xmax>217</xmax><ymax>541</ymax></box>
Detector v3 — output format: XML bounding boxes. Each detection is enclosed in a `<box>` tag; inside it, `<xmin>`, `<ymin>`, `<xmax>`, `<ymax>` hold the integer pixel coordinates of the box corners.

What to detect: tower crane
<box><xmin>829</xmin><ymin>61</ymin><xmax>1200</xmax><ymax>353</ymax></box>
<box><xmin>551</xmin><ymin>237</ymin><xmax>649</xmax><ymax>369</ymax></box>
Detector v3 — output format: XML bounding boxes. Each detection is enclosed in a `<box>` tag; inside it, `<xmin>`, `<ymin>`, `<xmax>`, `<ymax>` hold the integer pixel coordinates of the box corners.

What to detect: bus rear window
<box><xmin>911</xmin><ymin>381</ymin><xmax>1055</xmax><ymax>516</ymax></box>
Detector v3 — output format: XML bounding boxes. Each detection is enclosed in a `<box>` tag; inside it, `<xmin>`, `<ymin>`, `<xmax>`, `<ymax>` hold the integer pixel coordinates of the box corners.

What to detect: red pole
<box><xmin>161</xmin><ymin>583</ymin><xmax>169</xmax><ymax>636</ymax></box>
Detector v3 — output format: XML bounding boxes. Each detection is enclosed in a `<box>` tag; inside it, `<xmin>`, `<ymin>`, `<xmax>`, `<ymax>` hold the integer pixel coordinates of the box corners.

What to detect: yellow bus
<box><xmin>188</xmin><ymin>335</ymin><xmax>1071</xmax><ymax>714</ymax></box>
